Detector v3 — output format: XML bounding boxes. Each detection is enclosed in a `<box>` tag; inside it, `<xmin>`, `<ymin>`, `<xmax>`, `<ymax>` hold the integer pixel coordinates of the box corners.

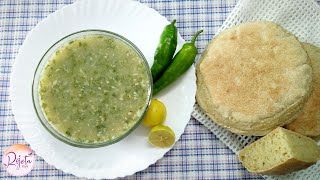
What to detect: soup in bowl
<box><xmin>32</xmin><ymin>30</ymin><xmax>152</xmax><ymax>148</ymax></box>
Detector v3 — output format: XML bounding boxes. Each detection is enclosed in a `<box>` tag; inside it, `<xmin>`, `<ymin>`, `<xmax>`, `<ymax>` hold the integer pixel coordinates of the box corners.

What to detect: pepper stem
<box><xmin>171</xmin><ymin>19</ymin><xmax>177</xmax><ymax>25</ymax></box>
<box><xmin>191</xmin><ymin>30</ymin><xmax>203</xmax><ymax>44</ymax></box>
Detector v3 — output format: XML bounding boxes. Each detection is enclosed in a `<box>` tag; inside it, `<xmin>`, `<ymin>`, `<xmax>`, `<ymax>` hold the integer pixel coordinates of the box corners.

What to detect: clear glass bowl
<box><xmin>32</xmin><ymin>30</ymin><xmax>152</xmax><ymax>148</ymax></box>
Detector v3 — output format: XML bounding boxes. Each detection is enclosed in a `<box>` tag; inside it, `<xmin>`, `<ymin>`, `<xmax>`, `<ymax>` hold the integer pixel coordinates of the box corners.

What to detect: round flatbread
<box><xmin>286</xmin><ymin>43</ymin><xmax>320</xmax><ymax>137</ymax></box>
<box><xmin>196</xmin><ymin>21</ymin><xmax>313</xmax><ymax>136</ymax></box>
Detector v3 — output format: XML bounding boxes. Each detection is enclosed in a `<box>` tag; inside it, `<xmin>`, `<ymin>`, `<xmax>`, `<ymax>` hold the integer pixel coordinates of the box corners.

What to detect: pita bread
<box><xmin>196</xmin><ymin>21</ymin><xmax>313</xmax><ymax>136</ymax></box>
<box><xmin>286</xmin><ymin>43</ymin><xmax>320</xmax><ymax>137</ymax></box>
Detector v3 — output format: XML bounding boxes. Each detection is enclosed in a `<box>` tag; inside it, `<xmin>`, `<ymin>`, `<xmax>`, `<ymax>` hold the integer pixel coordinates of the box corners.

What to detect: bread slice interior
<box><xmin>238</xmin><ymin>127</ymin><xmax>320</xmax><ymax>175</ymax></box>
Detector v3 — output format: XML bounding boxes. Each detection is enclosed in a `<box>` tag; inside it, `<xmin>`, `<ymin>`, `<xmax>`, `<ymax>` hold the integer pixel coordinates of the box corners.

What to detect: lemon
<box><xmin>148</xmin><ymin>125</ymin><xmax>175</xmax><ymax>148</ymax></box>
<box><xmin>142</xmin><ymin>99</ymin><xmax>166</xmax><ymax>128</ymax></box>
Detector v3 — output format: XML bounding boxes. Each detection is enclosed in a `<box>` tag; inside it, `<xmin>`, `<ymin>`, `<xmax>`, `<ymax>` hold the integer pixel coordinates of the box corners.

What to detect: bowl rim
<box><xmin>32</xmin><ymin>29</ymin><xmax>152</xmax><ymax>148</ymax></box>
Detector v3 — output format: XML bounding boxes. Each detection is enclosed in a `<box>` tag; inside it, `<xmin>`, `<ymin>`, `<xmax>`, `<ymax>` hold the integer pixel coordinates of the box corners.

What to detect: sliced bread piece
<box><xmin>238</xmin><ymin>127</ymin><xmax>320</xmax><ymax>175</ymax></box>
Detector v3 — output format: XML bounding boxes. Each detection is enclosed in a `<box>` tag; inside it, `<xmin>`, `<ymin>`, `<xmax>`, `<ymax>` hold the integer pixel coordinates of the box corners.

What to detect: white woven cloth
<box><xmin>192</xmin><ymin>0</ymin><xmax>320</xmax><ymax>179</ymax></box>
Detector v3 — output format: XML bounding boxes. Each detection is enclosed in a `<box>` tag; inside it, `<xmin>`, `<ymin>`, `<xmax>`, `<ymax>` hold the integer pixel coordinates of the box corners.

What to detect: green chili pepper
<box><xmin>153</xmin><ymin>30</ymin><xmax>203</xmax><ymax>96</ymax></box>
<box><xmin>151</xmin><ymin>19</ymin><xmax>178</xmax><ymax>82</ymax></box>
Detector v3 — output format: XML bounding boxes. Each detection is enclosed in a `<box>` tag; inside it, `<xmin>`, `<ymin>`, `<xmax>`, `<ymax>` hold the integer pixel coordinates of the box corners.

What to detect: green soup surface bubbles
<box><xmin>39</xmin><ymin>35</ymin><xmax>150</xmax><ymax>143</ymax></box>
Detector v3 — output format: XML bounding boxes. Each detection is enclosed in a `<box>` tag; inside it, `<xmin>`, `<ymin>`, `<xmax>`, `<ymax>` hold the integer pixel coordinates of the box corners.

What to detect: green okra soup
<box><xmin>37</xmin><ymin>33</ymin><xmax>150</xmax><ymax>144</ymax></box>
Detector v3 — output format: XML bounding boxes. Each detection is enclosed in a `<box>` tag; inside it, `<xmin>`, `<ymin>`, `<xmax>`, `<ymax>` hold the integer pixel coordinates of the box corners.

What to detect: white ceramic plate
<box><xmin>11</xmin><ymin>0</ymin><xmax>196</xmax><ymax>179</ymax></box>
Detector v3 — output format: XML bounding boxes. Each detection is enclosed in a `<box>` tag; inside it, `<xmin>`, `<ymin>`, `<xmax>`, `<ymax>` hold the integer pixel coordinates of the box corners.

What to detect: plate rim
<box><xmin>10</xmin><ymin>0</ymin><xmax>196</xmax><ymax>179</ymax></box>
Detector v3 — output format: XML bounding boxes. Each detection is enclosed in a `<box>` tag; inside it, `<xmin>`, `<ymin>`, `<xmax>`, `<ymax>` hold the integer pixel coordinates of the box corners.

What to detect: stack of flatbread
<box><xmin>196</xmin><ymin>21</ymin><xmax>320</xmax><ymax>175</ymax></box>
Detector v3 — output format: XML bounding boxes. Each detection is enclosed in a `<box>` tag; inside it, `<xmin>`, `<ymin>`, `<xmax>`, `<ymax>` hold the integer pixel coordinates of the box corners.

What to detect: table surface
<box><xmin>1</xmin><ymin>0</ymin><xmax>318</xmax><ymax>179</ymax></box>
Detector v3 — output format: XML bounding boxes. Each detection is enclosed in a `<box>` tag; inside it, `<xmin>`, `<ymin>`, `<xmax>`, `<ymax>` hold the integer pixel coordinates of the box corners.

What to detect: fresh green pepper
<box><xmin>153</xmin><ymin>30</ymin><xmax>203</xmax><ymax>96</ymax></box>
<box><xmin>151</xmin><ymin>19</ymin><xmax>178</xmax><ymax>82</ymax></box>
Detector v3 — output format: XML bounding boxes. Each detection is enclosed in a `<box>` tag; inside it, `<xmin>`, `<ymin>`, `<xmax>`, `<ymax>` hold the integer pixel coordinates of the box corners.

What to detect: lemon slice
<box><xmin>142</xmin><ymin>99</ymin><xmax>166</xmax><ymax>128</ymax></box>
<box><xmin>148</xmin><ymin>125</ymin><xmax>175</xmax><ymax>148</ymax></box>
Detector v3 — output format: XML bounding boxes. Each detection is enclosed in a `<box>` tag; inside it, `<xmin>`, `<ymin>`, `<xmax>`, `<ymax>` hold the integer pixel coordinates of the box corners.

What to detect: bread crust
<box><xmin>244</xmin><ymin>158</ymin><xmax>315</xmax><ymax>175</ymax></box>
<box><xmin>196</xmin><ymin>21</ymin><xmax>313</xmax><ymax>136</ymax></box>
<box><xmin>286</xmin><ymin>43</ymin><xmax>320</xmax><ymax>137</ymax></box>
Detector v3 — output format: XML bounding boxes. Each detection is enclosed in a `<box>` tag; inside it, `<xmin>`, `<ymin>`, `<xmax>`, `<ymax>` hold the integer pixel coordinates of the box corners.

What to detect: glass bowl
<box><xmin>32</xmin><ymin>30</ymin><xmax>152</xmax><ymax>148</ymax></box>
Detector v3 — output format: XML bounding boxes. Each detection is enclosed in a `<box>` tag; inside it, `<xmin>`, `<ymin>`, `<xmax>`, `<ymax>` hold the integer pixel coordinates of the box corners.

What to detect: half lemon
<box><xmin>148</xmin><ymin>125</ymin><xmax>175</xmax><ymax>148</ymax></box>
